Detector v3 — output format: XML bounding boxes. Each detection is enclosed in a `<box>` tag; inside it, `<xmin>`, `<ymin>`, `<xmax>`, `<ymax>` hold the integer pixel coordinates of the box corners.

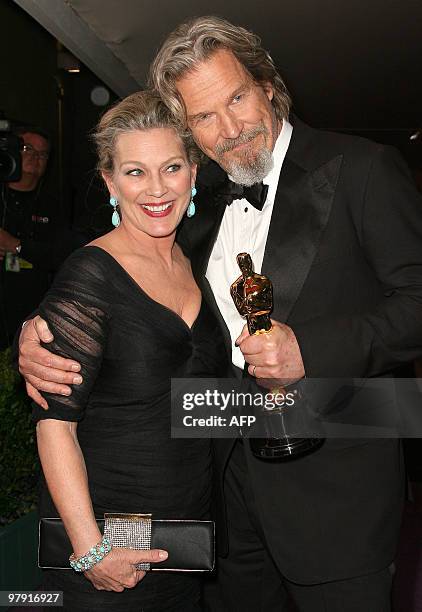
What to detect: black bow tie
<box><xmin>216</xmin><ymin>178</ymin><xmax>269</xmax><ymax>211</ymax></box>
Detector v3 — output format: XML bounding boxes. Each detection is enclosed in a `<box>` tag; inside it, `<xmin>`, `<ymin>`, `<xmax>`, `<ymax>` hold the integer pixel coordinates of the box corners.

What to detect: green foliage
<box><xmin>0</xmin><ymin>348</ymin><xmax>39</xmax><ymax>526</ymax></box>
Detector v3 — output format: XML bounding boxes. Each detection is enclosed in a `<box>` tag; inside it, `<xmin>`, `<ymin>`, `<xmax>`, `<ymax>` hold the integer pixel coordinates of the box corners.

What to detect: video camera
<box><xmin>0</xmin><ymin>117</ymin><xmax>22</xmax><ymax>182</ymax></box>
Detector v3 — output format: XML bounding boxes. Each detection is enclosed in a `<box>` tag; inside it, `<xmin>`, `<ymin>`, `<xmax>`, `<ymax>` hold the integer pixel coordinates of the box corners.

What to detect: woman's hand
<box><xmin>85</xmin><ymin>547</ymin><xmax>168</xmax><ymax>592</ymax></box>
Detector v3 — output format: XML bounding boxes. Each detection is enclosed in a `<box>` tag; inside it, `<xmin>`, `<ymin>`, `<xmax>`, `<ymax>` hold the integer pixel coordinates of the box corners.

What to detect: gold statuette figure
<box><xmin>230</xmin><ymin>253</ymin><xmax>273</xmax><ymax>335</ymax></box>
<box><xmin>230</xmin><ymin>252</ymin><xmax>324</xmax><ymax>460</ymax></box>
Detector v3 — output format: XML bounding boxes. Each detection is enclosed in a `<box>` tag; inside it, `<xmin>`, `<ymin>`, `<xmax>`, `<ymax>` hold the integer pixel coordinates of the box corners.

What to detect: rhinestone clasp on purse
<box><xmin>104</xmin><ymin>513</ymin><xmax>152</xmax><ymax>571</ymax></box>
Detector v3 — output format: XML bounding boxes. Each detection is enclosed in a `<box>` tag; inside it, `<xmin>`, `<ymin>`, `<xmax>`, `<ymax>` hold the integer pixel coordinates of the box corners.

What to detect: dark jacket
<box><xmin>178</xmin><ymin>116</ymin><xmax>422</xmax><ymax>583</ymax></box>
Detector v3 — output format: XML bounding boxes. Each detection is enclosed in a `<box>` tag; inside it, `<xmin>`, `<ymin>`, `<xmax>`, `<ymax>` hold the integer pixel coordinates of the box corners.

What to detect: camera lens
<box><xmin>0</xmin><ymin>151</ymin><xmax>16</xmax><ymax>181</ymax></box>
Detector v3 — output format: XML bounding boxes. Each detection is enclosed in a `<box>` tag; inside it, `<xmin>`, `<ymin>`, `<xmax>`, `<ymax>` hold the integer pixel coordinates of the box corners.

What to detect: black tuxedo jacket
<box><xmin>178</xmin><ymin>116</ymin><xmax>422</xmax><ymax>584</ymax></box>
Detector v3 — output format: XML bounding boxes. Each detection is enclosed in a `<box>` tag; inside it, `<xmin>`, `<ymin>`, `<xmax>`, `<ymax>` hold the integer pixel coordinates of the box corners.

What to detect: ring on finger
<box><xmin>252</xmin><ymin>365</ymin><xmax>257</xmax><ymax>377</ymax></box>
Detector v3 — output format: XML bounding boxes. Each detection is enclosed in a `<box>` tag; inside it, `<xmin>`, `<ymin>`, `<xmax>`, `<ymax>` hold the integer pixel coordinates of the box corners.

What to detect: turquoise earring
<box><xmin>187</xmin><ymin>186</ymin><xmax>197</xmax><ymax>218</ymax></box>
<box><xmin>110</xmin><ymin>196</ymin><xmax>120</xmax><ymax>227</ymax></box>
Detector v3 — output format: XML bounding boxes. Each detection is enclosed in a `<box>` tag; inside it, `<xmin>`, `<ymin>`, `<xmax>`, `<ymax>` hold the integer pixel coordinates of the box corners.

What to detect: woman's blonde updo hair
<box><xmin>93</xmin><ymin>89</ymin><xmax>202</xmax><ymax>176</ymax></box>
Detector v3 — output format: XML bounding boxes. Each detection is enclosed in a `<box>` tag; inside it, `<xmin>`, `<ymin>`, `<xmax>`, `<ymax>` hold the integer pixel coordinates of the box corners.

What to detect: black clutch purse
<box><xmin>39</xmin><ymin>515</ymin><xmax>215</xmax><ymax>572</ymax></box>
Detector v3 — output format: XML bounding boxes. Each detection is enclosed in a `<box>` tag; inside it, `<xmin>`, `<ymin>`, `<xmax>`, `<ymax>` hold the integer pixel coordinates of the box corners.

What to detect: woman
<box><xmin>33</xmin><ymin>90</ymin><xmax>226</xmax><ymax>612</ymax></box>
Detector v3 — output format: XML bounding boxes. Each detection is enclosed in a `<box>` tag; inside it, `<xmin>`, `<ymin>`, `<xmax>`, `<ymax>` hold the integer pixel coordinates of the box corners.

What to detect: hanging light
<box><xmin>57</xmin><ymin>49</ymin><xmax>80</xmax><ymax>73</ymax></box>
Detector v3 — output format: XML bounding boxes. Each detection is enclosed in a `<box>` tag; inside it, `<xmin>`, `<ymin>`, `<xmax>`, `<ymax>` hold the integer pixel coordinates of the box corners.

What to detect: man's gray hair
<box><xmin>149</xmin><ymin>15</ymin><xmax>291</xmax><ymax>126</ymax></box>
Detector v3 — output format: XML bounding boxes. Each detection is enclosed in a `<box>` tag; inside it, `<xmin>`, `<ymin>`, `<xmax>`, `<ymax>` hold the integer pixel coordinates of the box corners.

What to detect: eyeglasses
<box><xmin>22</xmin><ymin>144</ymin><xmax>49</xmax><ymax>161</ymax></box>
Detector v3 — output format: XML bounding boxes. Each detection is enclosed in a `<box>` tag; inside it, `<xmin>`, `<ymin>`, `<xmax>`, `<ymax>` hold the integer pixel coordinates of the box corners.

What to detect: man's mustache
<box><xmin>215</xmin><ymin>125</ymin><xmax>268</xmax><ymax>156</ymax></box>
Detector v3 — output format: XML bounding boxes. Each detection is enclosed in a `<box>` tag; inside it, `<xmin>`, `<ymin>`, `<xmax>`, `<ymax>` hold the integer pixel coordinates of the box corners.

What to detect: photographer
<box><xmin>0</xmin><ymin>126</ymin><xmax>61</xmax><ymax>349</ymax></box>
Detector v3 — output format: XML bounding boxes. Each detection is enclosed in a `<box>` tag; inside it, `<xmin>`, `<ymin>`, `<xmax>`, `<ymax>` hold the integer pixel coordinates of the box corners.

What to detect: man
<box><xmin>18</xmin><ymin>16</ymin><xmax>422</xmax><ymax>612</ymax></box>
<box><xmin>0</xmin><ymin>127</ymin><xmax>58</xmax><ymax>349</ymax></box>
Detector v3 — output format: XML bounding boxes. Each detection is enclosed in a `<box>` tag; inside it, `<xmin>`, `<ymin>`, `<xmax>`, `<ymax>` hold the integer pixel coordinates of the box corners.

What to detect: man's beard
<box><xmin>215</xmin><ymin>125</ymin><xmax>274</xmax><ymax>186</ymax></box>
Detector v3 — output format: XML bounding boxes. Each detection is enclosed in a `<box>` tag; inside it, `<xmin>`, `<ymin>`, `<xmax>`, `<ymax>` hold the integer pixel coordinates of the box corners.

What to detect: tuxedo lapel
<box><xmin>194</xmin><ymin>201</ymin><xmax>226</xmax><ymax>280</ymax></box>
<box><xmin>185</xmin><ymin>162</ymin><xmax>228</xmax><ymax>281</ymax></box>
<box><xmin>262</xmin><ymin>147</ymin><xmax>343</xmax><ymax>323</ymax></box>
<box><xmin>194</xmin><ymin>203</ymin><xmax>233</xmax><ymax>358</ymax></box>
<box><xmin>180</xmin><ymin>171</ymin><xmax>231</xmax><ymax>351</ymax></box>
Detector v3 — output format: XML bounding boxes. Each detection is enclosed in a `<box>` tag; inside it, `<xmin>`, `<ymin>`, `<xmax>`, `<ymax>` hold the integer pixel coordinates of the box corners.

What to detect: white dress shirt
<box><xmin>205</xmin><ymin>120</ymin><xmax>293</xmax><ymax>368</ymax></box>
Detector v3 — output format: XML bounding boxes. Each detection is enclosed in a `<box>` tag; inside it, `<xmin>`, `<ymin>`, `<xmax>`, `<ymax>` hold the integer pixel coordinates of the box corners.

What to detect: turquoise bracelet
<box><xmin>69</xmin><ymin>536</ymin><xmax>112</xmax><ymax>572</ymax></box>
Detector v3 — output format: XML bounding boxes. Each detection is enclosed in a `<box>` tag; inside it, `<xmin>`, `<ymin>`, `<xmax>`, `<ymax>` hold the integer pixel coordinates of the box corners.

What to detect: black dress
<box><xmin>32</xmin><ymin>246</ymin><xmax>227</xmax><ymax>612</ymax></box>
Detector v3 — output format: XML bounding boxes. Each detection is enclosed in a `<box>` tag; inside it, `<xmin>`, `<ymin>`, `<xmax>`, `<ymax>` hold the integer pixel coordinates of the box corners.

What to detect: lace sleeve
<box><xmin>32</xmin><ymin>248</ymin><xmax>111</xmax><ymax>423</ymax></box>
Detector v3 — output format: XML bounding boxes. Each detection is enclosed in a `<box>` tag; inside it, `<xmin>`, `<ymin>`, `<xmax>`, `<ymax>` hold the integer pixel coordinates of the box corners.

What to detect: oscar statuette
<box><xmin>230</xmin><ymin>253</ymin><xmax>323</xmax><ymax>459</ymax></box>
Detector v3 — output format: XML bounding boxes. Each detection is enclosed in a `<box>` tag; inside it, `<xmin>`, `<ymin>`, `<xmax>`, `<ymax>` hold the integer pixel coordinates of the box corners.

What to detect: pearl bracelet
<box><xmin>69</xmin><ymin>536</ymin><xmax>112</xmax><ymax>572</ymax></box>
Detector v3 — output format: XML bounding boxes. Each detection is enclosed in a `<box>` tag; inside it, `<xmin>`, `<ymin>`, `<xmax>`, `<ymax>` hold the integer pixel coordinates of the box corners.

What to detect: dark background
<box><xmin>1</xmin><ymin>0</ymin><xmax>117</xmax><ymax>231</ymax></box>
